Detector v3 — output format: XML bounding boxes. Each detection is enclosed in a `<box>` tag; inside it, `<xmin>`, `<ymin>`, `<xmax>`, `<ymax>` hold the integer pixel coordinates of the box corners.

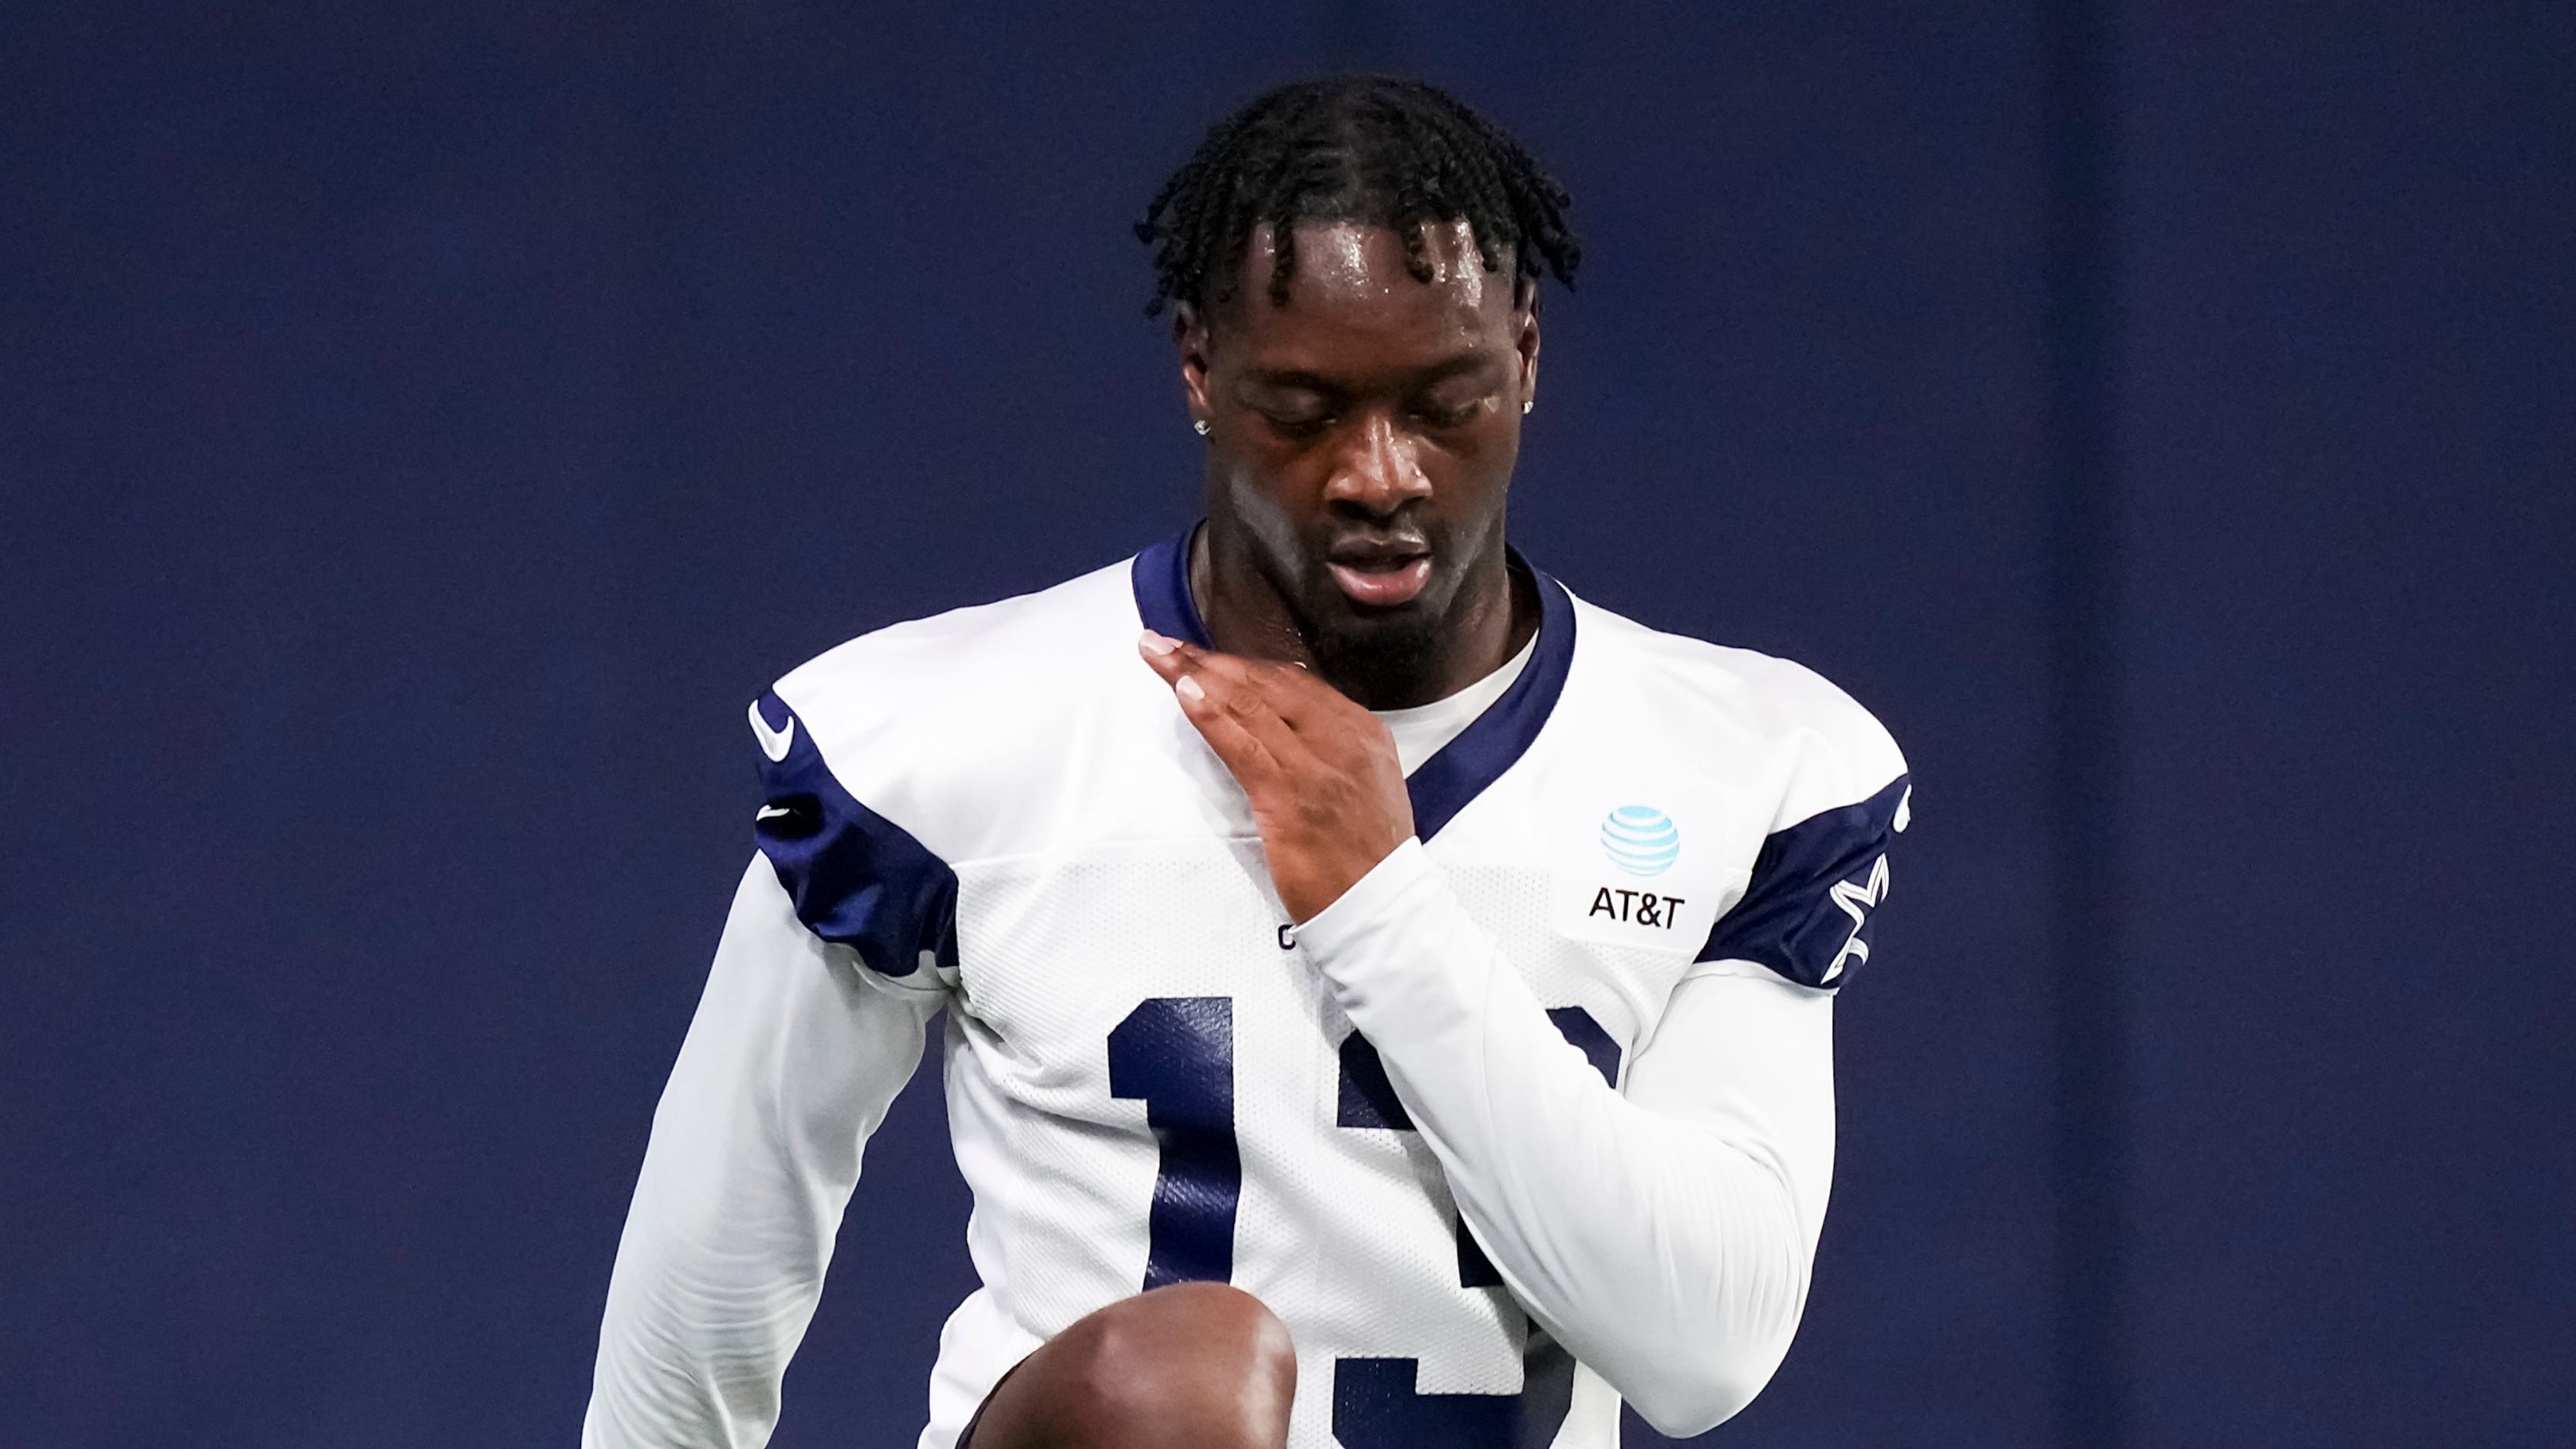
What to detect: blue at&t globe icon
<box><xmin>1599</xmin><ymin>806</ymin><xmax>1681</xmax><ymax>877</ymax></box>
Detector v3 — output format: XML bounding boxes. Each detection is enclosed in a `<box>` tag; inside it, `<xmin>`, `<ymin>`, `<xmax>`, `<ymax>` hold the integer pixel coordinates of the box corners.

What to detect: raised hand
<box><xmin>1138</xmin><ymin>630</ymin><xmax>1415</xmax><ymax>922</ymax></box>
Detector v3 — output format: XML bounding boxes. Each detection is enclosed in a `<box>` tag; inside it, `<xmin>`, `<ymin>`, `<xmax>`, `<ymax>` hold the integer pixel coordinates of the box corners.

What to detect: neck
<box><xmin>1189</xmin><ymin>517</ymin><xmax>1533</xmax><ymax>710</ymax></box>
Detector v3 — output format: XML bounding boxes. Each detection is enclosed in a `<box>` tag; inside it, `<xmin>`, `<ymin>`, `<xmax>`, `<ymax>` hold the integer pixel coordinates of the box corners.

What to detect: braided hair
<box><xmin>1136</xmin><ymin>76</ymin><xmax>1581</xmax><ymax>318</ymax></box>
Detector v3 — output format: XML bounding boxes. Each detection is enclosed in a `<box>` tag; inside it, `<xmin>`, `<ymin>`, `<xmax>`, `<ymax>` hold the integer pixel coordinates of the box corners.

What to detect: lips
<box><xmin>1325</xmin><ymin>537</ymin><xmax>1433</xmax><ymax>608</ymax></box>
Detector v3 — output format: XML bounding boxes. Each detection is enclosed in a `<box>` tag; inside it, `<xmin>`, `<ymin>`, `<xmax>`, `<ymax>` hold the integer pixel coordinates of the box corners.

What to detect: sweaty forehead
<box><xmin>1213</xmin><ymin>219</ymin><xmax>1518</xmax><ymax>362</ymax></box>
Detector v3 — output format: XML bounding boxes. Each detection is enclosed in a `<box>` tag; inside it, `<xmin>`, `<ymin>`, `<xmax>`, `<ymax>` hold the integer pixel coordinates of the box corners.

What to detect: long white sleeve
<box><xmin>1293</xmin><ymin>839</ymin><xmax>1837</xmax><ymax>1437</ymax></box>
<box><xmin>584</xmin><ymin>856</ymin><xmax>945</xmax><ymax>1449</ymax></box>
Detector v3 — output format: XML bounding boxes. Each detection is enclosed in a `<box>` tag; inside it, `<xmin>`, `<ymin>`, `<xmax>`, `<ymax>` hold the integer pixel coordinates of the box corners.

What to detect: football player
<box><xmin>587</xmin><ymin>75</ymin><xmax>1910</xmax><ymax>1449</ymax></box>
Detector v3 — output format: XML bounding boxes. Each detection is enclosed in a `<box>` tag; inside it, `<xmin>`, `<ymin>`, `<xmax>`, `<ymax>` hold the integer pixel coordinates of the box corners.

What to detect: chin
<box><xmin>1295</xmin><ymin>583</ymin><xmax>1444</xmax><ymax>700</ymax></box>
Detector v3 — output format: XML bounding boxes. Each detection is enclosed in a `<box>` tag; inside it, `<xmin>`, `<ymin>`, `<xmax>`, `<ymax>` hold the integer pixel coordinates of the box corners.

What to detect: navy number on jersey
<box><xmin>1108</xmin><ymin>997</ymin><xmax>1615</xmax><ymax>1445</ymax></box>
<box><xmin>1107</xmin><ymin>997</ymin><xmax>1239</xmax><ymax>1289</ymax></box>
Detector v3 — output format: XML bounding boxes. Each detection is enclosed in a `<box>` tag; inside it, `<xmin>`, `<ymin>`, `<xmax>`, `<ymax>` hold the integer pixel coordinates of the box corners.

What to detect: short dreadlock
<box><xmin>1135</xmin><ymin>76</ymin><xmax>1581</xmax><ymax>318</ymax></box>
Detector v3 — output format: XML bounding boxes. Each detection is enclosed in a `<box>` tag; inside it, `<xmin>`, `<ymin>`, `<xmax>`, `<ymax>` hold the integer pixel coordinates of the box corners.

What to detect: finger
<box><xmin>1139</xmin><ymin>634</ymin><xmax>1284</xmax><ymax>745</ymax></box>
<box><xmin>1139</xmin><ymin>632</ymin><xmax>1265</xmax><ymax>692</ymax></box>
<box><xmin>1170</xmin><ymin>671</ymin><xmax>1286</xmax><ymax>786</ymax></box>
<box><xmin>1137</xmin><ymin>630</ymin><xmax>1196</xmax><ymax>684</ymax></box>
<box><xmin>1175</xmin><ymin>655</ymin><xmax>1318</xmax><ymax>771</ymax></box>
<box><xmin>1141</xmin><ymin>633</ymin><xmax>1341</xmax><ymax>731</ymax></box>
<box><xmin>1149</xmin><ymin>647</ymin><xmax>1334</xmax><ymax>789</ymax></box>
<box><xmin>1139</xmin><ymin>633</ymin><xmax>1306</xmax><ymax>749</ymax></box>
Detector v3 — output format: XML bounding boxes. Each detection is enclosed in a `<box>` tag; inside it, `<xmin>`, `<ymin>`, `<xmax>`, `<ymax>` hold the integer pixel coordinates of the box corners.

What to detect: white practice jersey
<box><xmin>587</xmin><ymin>533</ymin><xmax>1912</xmax><ymax>1449</ymax></box>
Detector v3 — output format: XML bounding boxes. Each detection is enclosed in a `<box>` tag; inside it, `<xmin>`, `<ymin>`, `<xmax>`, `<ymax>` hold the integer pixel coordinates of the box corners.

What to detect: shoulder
<box><xmin>1561</xmin><ymin>589</ymin><xmax>1912</xmax><ymax>992</ymax></box>
<box><xmin>775</xmin><ymin>558</ymin><xmax>1138</xmax><ymax>751</ymax></box>
<box><xmin>743</xmin><ymin>557</ymin><xmax>1144</xmax><ymax>978</ymax></box>
<box><xmin>1567</xmin><ymin>593</ymin><xmax>1908</xmax><ymax>826</ymax></box>
<box><xmin>763</xmin><ymin>558</ymin><xmax>1141</xmax><ymax>843</ymax></box>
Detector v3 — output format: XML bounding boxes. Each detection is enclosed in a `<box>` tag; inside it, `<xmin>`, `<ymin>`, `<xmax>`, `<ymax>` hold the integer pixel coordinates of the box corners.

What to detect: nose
<box><xmin>1321</xmin><ymin>410</ymin><xmax>1431</xmax><ymax>518</ymax></box>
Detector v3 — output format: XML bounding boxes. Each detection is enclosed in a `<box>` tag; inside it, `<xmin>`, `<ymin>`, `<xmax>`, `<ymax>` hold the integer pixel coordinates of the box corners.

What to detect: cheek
<box><xmin>1426</xmin><ymin>426</ymin><xmax>1519</xmax><ymax>508</ymax></box>
<box><xmin>1222</xmin><ymin>446</ymin><xmax>1324</xmax><ymax>517</ymax></box>
<box><xmin>1219</xmin><ymin>465</ymin><xmax>1312</xmax><ymax>561</ymax></box>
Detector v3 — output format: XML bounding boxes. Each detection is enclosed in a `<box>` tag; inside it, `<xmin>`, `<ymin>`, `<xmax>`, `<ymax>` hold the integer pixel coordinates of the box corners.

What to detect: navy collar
<box><xmin>1130</xmin><ymin>528</ymin><xmax>1576</xmax><ymax>840</ymax></box>
<box><xmin>1131</xmin><ymin>526</ymin><xmax>1215</xmax><ymax>647</ymax></box>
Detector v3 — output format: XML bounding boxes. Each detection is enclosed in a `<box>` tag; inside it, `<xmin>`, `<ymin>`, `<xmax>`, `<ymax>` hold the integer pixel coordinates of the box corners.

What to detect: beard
<box><xmin>1296</xmin><ymin>595</ymin><xmax>1442</xmax><ymax>703</ymax></box>
<box><xmin>1246</xmin><ymin>519</ymin><xmax>1477</xmax><ymax>706</ymax></box>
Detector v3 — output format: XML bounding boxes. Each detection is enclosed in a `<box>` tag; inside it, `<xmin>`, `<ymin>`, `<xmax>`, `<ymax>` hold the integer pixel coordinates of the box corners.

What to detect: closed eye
<box><xmin>1413</xmin><ymin>395</ymin><xmax>1490</xmax><ymax>429</ymax></box>
<box><xmin>1261</xmin><ymin>409</ymin><xmax>1337</xmax><ymax>440</ymax></box>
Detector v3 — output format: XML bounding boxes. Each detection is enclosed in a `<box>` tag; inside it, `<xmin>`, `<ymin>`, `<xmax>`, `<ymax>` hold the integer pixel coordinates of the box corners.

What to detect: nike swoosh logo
<box><xmin>747</xmin><ymin>700</ymin><xmax>796</xmax><ymax>762</ymax></box>
<box><xmin>755</xmin><ymin>804</ymin><xmax>793</xmax><ymax>822</ymax></box>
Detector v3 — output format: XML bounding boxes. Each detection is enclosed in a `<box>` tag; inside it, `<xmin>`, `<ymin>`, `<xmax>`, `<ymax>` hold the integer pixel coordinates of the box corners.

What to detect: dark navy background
<box><xmin>3</xmin><ymin>4</ymin><xmax>2568</xmax><ymax>1446</ymax></box>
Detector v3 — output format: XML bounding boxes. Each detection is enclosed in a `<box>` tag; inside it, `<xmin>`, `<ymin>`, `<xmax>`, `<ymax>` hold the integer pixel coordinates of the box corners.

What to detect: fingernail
<box><xmin>1175</xmin><ymin>675</ymin><xmax>1205</xmax><ymax>704</ymax></box>
<box><xmin>1139</xmin><ymin>630</ymin><xmax>1179</xmax><ymax>657</ymax></box>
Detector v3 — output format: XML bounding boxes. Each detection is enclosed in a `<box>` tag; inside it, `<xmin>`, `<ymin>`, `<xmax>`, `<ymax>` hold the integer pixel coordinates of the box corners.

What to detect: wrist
<box><xmin>1282</xmin><ymin>832</ymin><xmax>1409</xmax><ymax>923</ymax></box>
<box><xmin>1291</xmin><ymin>836</ymin><xmax>1430</xmax><ymax>934</ymax></box>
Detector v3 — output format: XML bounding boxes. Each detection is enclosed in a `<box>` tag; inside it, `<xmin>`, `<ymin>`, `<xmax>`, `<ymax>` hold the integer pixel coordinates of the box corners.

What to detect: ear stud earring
<box><xmin>1523</xmin><ymin>400</ymin><xmax>1534</xmax><ymax>414</ymax></box>
<box><xmin>1193</xmin><ymin>419</ymin><xmax>1211</xmax><ymax>435</ymax></box>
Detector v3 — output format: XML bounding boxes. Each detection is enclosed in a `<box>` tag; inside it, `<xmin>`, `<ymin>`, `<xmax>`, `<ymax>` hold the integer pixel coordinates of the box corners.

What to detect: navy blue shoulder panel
<box><xmin>749</xmin><ymin>692</ymin><xmax>958</xmax><ymax>980</ymax></box>
<box><xmin>1406</xmin><ymin>558</ymin><xmax>1575</xmax><ymax>841</ymax></box>
<box><xmin>1698</xmin><ymin>773</ymin><xmax>1910</xmax><ymax>990</ymax></box>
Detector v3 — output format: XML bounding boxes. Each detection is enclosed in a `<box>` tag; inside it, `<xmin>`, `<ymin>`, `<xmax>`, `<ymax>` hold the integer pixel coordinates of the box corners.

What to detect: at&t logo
<box><xmin>1599</xmin><ymin>806</ymin><xmax>1680</xmax><ymax>876</ymax></box>
<box><xmin>1589</xmin><ymin>806</ymin><xmax>1686</xmax><ymax>931</ymax></box>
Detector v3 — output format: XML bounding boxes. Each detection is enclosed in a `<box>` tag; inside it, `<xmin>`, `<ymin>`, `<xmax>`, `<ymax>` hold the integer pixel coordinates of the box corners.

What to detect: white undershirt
<box><xmin>1372</xmin><ymin>630</ymin><xmax>1538</xmax><ymax>775</ymax></box>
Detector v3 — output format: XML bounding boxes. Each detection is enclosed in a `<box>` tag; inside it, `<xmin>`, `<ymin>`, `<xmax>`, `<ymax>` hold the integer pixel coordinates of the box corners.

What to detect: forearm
<box><xmin>1295</xmin><ymin>842</ymin><xmax>1833</xmax><ymax>1436</ymax></box>
<box><xmin>586</xmin><ymin>858</ymin><xmax>941</xmax><ymax>1448</ymax></box>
